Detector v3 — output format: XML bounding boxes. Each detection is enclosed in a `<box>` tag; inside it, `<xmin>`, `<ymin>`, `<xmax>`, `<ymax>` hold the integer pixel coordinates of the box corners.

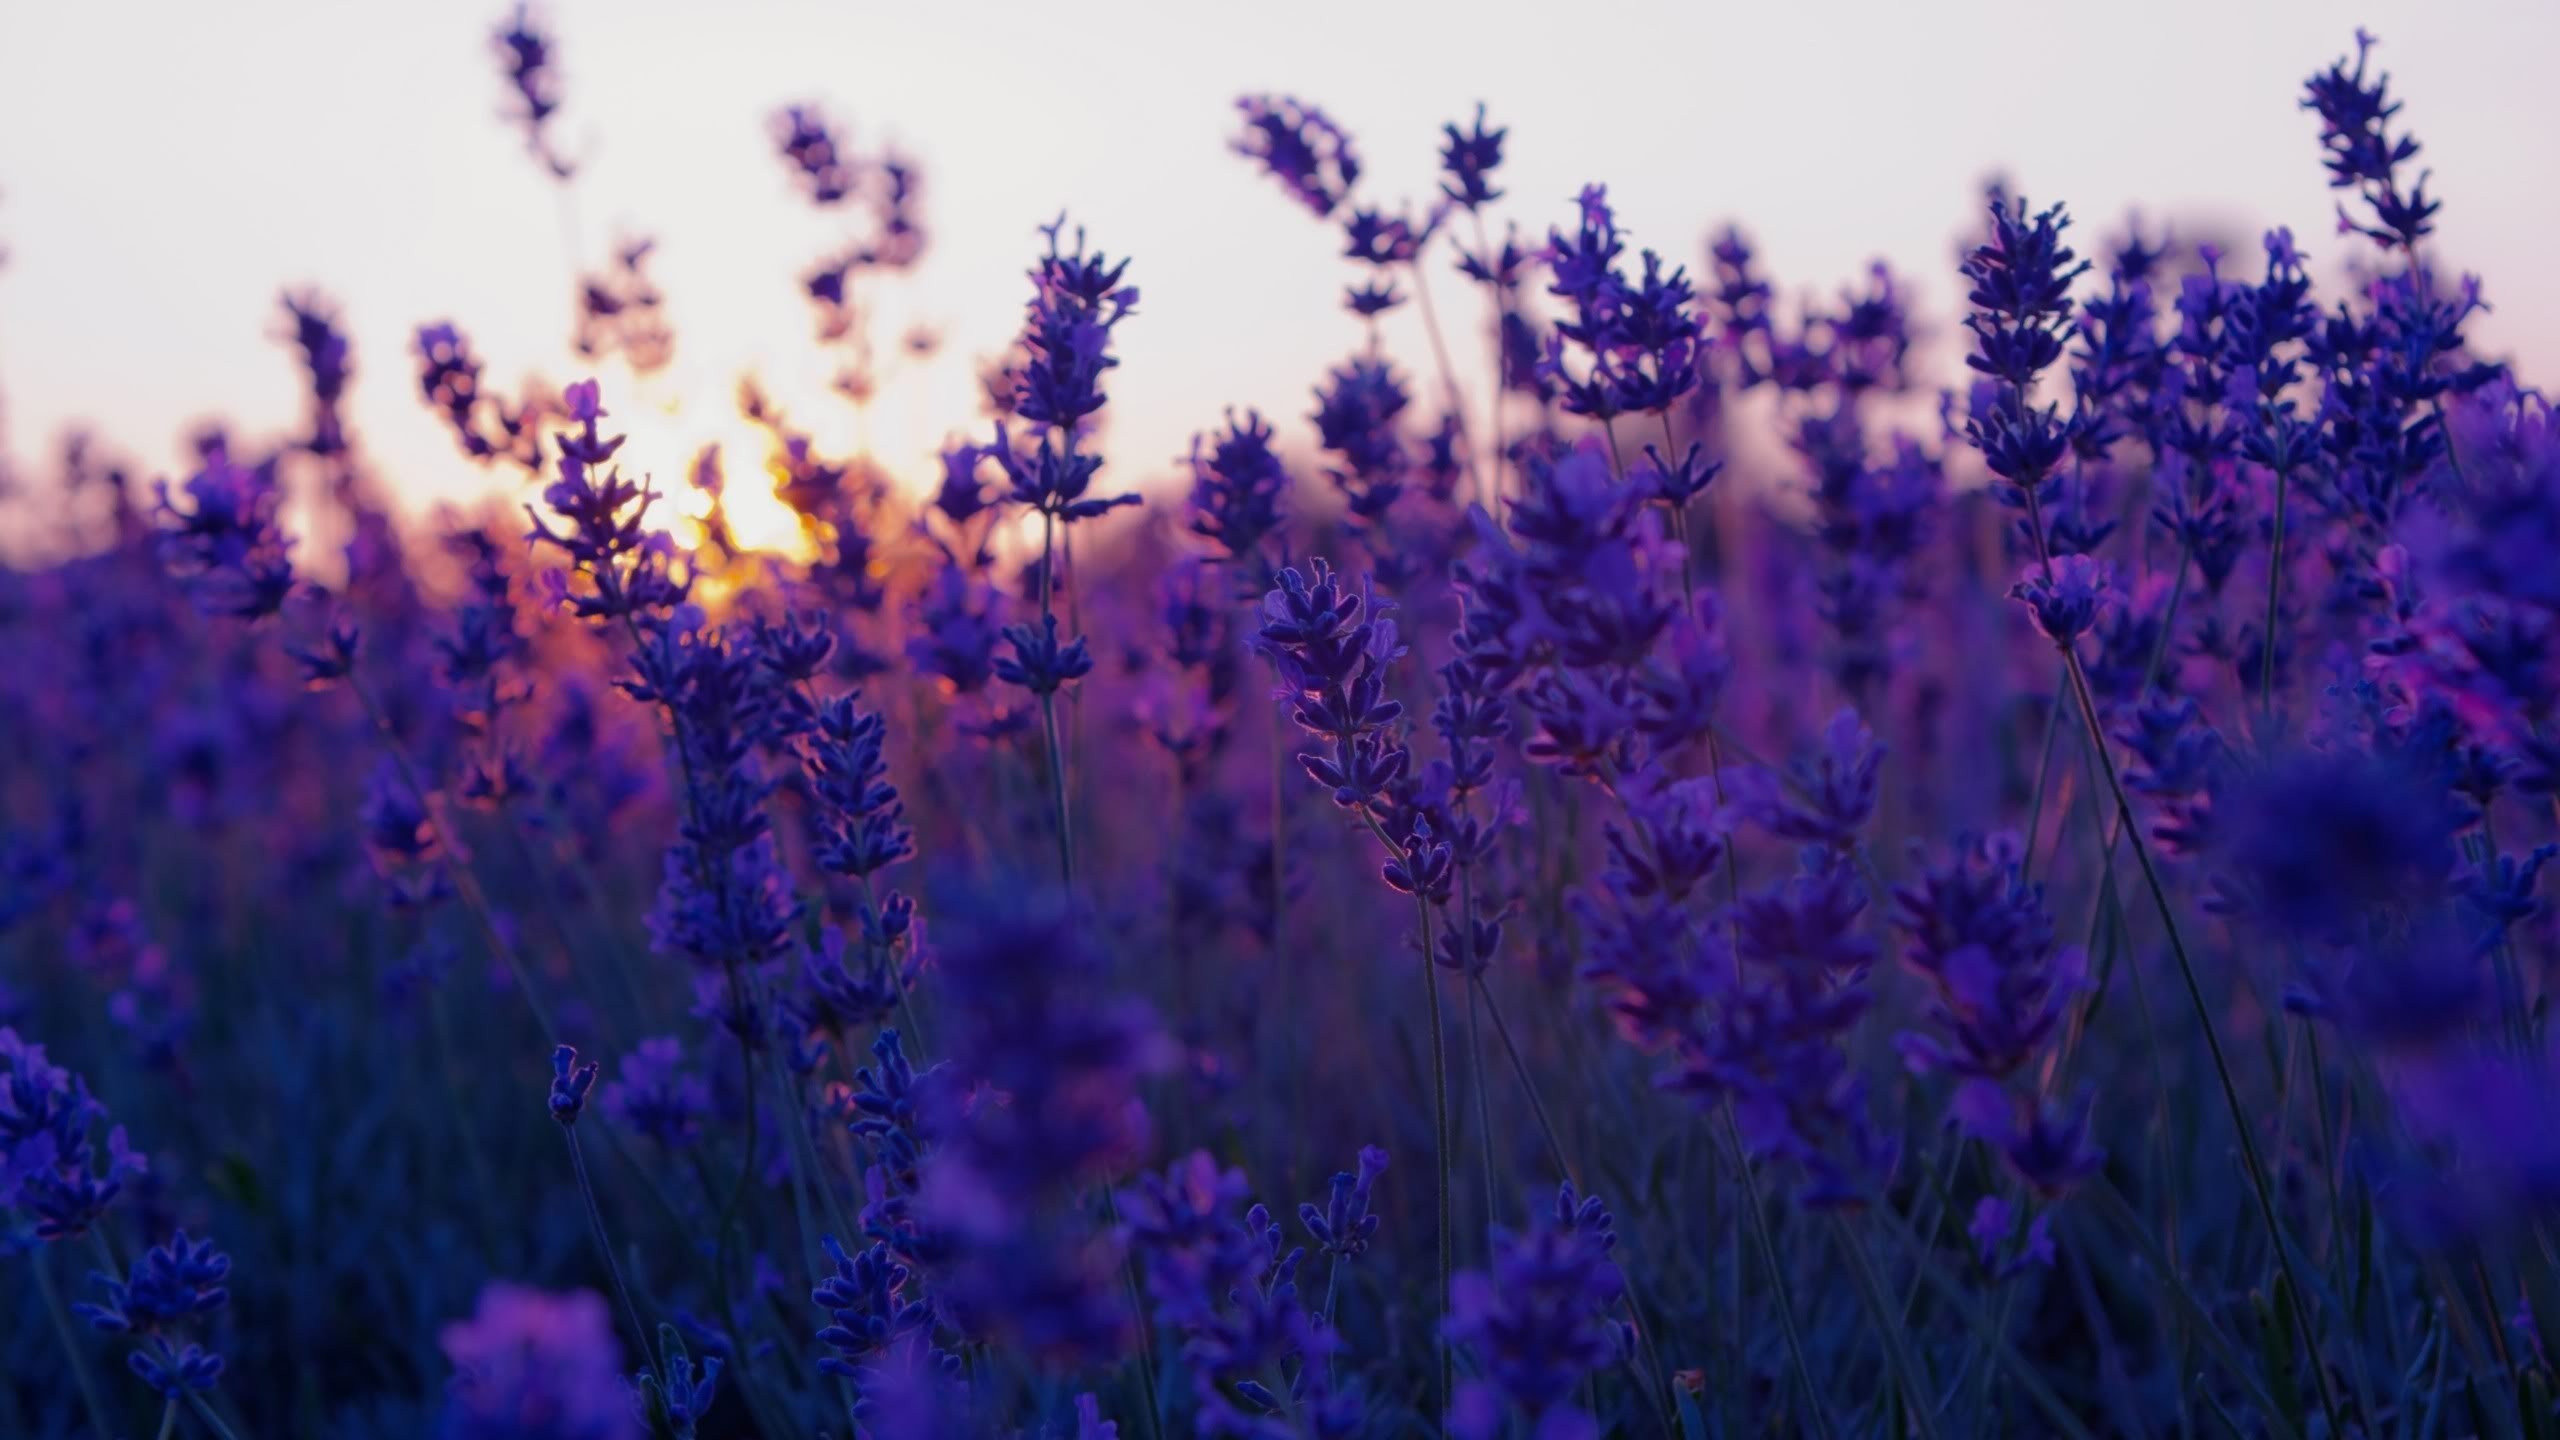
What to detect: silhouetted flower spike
<box><xmin>773</xmin><ymin>104</ymin><xmax>859</xmax><ymax>205</ymax></box>
<box><xmin>1961</xmin><ymin>197</ymin><xmax>2090</xmax><ymax>495</ymax></box>
<box><xmin>1013</xmin><ymin>217</ymin><xmax>1140</xmax><ymax>439</ymax></box>
<box><xmin>2304</xmin><ymin>30</ymin><xmax>2438</xmax><ymax>249</ymax></box>
<box><xmin>492</xmin><ymin>5</ymin><xmax>573</xmax><ymax>179</ymax></box>
<box><xmin>1310</xmin><ymin>354</ymin><xmax>1412</xmax><ymax>522</ymax></box>
<box><xmin>1232</xmin><ymin>96</ymin><xmax>1362</xmax><ymax>219</ymax></box>
<box><xmin>279</xmin><ymin>290</ymin><xmax>354</xmax><ymax>459</ymax></box>
<box><xmin>1345</xmin><ymin>277</ymin><xmax>1405</xmax><ymax>318</ymax></box>
<box><xmin>291</xmin><ymin>616</ymin><xmax>363</xmax><ymax>687</ymax></box>
<box><xmin>1439</xmin><ymin>103</ymin><xmax>1506</xmax><ymax>211</ymax></box>
<box><xmin>548</xmin><ymin>1044</ymin><xmax>599</xmax><ymax>1125</ymax></box>
<box><xmin>154</xmin><ymin>439</ymin><xmax>296</xmax><ymax>621</ymax></box>
<box><xmin>527</xmin><ymin>379</ymin><xmax>688</xmax><ymax>623</ymax></box>
<box><xmin>1343</xmin><ymin>205</ymin><xmax>1436</xmax><ymax>268</ymax></box>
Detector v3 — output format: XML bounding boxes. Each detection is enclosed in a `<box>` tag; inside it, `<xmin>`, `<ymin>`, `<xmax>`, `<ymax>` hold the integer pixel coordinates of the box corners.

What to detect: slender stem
<box><xmin>1099</xmin><ymin>1183</ymin><xmax>1166</xmax><ymax>1440</ymax></box>
<box><xmin>1408</xmin><ymin>256</ymin><xmax>1483</xmax><ymax>505</ymax></box>
<box><xmin>1474</xmin><ymin>975</ymin><xmax>1571</xmax><ymax>1182</ymax></box>
<box><xmin>1832</xmin><ymin>1212</ymin><xmax>1943</xmax><ymax>1440</ymax></box>
<box><xmin>1321</xmin><ymin>1257</ymin><xmax>1343</xmax><ymax>1384</ymax></box>
<box><xmin>2018</xmin><ymin>660</ymin><xmax>2067</xmax><ymax>885</ymax></box>
<box><xmin>184</xmin><ymin>1392</ymin><xmax>247</xmax><ymax>1440</ymax></box>
<box><xmin>564</xmin><ymin>1126</ymin><xmax>657</xmax><ymax>1378</ymax></box>
<box><xmin>2140</xmin><ymin>542</ymin><xmax>2194</xmax><ymax>701</ymax></box>
<box><xmin>348</xmin><ymin>674</ymin><xmax>558</xmax><ymax>1042</ymax></box>
<box><xmin>1356</xmin><ymin>807</ymin><xmax>1452</xmax><ymax>1425</ymax></box>
<box><xmin>2025</xmin><ymin>484</ymin><xmax>2345</xmax><ymax>1435</ymax></box>
<box><xmin>159</xmin><ymin>1398</ymin><xmax>181</xmax><ymax>1440</ymax></box>
<box><xmin>1469</xmin><ymin>210</ymin><xmax>1506</xmax><ymax>506</ymax></box>
<box><xmin>1464</xmin><ymin>928</ymin><xmax>1498</xmax><ymax>1231</ymax></box>
<box><xmin>34</xmin><ymin>1247</ymin><xmax>117</xmax><ymax>1440</ymax></box>
<box><xmin>2261</xmin><ymin>462</ymin><xmax>2291</xmax><ymax>716</ymax></box>
<box><xmin>1037</xmin><ymin>507</ymin><xmax>1075</xmax><ymax>887</ymax></box>
<box><xmin>1723</xmin><ymin>1108</ymin><xmax>1839</xmax><ymax>1440</ymax></box>
<box><xmin>1652</xmin><ymin>413</ymin><xmax>1702</xmax><ymax>617</ymax></box>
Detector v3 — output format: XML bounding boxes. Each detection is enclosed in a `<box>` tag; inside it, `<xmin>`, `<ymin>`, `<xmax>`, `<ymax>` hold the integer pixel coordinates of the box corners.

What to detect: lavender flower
<box><xmin>1893</xmin><ymin>837</ymin><xmax>2087</xmax><ymax>1082</ymax></box>
<box><xmin>922</xmin><ymin>881</ymin><xmax>1167</xmax><ymax>1364</ymax></box>
<box><xmin>1438</xmin><ymin>104</ymin><xmax>1506</xmax><ymax>212</ymax></box>
<box><xmin>2303</xmin><ymin>30</ymin><xmax>2437</xmax><ymax>250</ymax></box>
<box><xmin>1445</xmin><ymin>1184</ymin><xmax>1631</xmax><ymax>1439</ymax></box>
<box><xmin>1299</xmin><ymin>1145</ymin><xmax>1389</xmax><ymax>1261</ymax></box>
<box><xmin>491</xmin><ymin>6</ymin><xmax>573</xmax><ymax>179</ymax></box>
<box><xmin>1188</xmin><ymin>409</ymin><xmax>1293</xmax><ymax>564</ymax></box>
<box><xmin>79</xmin><ymin>1229</ymin><xmax>233</xmax><ymax>1397</ymax></box>
<box><xmin>154</xmin><ymin>438</ymin><xmax>295</xmax><ymax>621</ymax></box>
<box><xmin>2</xmin><ymin>1028</ymin><xmax>145</xmax><ymax>1243</ymax></box>
<box><xmin>1232</xmin><ymin>96</ymin><xmax>1362</xmax><ymax>219</ymax></box>
<box><xmin>2009</xmin><ymin>553</ymin><xmax>2116</xmax><ymax>646</ymax></box>
<box><xmin>600</xmin><ymin>1037</ymin><xmax>711</xmax><ymax>1148</ymax></box>
<box><xmin>547</xmin><ymin>1044</ymin><xmax>599</xmax><ymax>1126</ymax></box>
<box><xmin>440</xmin><ymin>1284</ymin><xmax>635</xmax><ymax>1439</ymax></box>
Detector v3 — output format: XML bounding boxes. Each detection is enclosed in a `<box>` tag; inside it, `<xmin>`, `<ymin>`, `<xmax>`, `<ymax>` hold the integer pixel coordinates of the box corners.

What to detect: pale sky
<box><xmin>3</xmin><ymin>0</ymin><xmax>2554</xmax><ymax>542</ymax></box>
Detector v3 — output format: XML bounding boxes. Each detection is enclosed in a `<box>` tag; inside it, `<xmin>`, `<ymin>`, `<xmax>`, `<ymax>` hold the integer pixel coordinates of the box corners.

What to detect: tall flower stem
<box><xmin>184</xmin><ymin>1393</ymin><xmax>247</xmax><ymax>1440</ymax></box>
<box><xmin>2018</xmin><ymin>658</ymin><xmax>2068</xmax><ymax>885</ymax></box>
<box><xmin>1460</xmin><ymin>867</ymin><xmax>1498</xmax><ymax>1229</ymax></box>
<box><xmin>1720</xmin><ymin>1108</ymin><xmax>1839</xmax><ymax>1440</ymax></box>
<box><xmin>33</xmin><ymin>1248</ymin><xmax>116</xmax><ymax>1440</ymax></box>
<box><xmin>348</xmin><ymin>674</ymin><xmax>559</xmax><ymax>1043</ymax></box>
<box><xmin>564</xmin><ymin>1125</ymin><xmax>658</xmax><ymax>1381</ymax></box>
<box><xmin>1035</xmin><ymin>506</ymin><xmax>1077</xmax><ymax>887</ymax></box>
<box><xmin>2021</xmin><ymin>488</ymin><xmax>2346</xmax><ymax>1435</ymax></box>
<box><xmin>1832</xmin><ymin>1212</ymin><xmax>1943</xmax><ymax>1440</ymax></box>
<box><xmin>1469</xmin><ymin>210</ymin><xmax>1507</xmax><ymax>504</ymax></box>
<box><xmin>1408</xmin><ymin>256</ymin><xmax>1483</xmax><ymax>506</ymax></box>
<box><xmin>2261</xmin><ymin>460</ymin><xmax>2292</xmax><ymax>715</ymax></box>
<box><xmin>1357</xmin><ymin>806</ymin><xmax>1452</xmax><ymax>1424</ymax></box>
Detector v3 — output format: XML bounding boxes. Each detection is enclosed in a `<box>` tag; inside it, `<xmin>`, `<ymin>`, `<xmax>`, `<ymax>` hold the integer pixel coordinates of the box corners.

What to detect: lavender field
<box><xmin>4</xmin><ymin>10</ymin><xmax>2557</xmax><ymax>1437</ymax></box>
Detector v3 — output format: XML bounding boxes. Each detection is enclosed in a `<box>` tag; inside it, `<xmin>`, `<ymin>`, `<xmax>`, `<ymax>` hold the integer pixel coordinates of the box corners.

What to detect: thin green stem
<box><xmin>184</xmin><ymin>1392</ymin><xmax>247</xmax><ymax>1440</ymax></box>
<box><xmin>348</xmin><ymin>674</ymin><xmax>557</xmax><ymax>1042</ymax></box>
<box><xmin>564</xmin><ymin>1125</ymin><xmax>657</xmax><ymax>1379</ymax></box>
<box><xmin>1356</xmin><ymin>807</ymin><xmax>1452</xmax><ymax>1425</ymax></box>
<box><xmin>2025</xmin><ymin>482</ymin><xmax>2345</xmax><ymax>1436</ymax></box>
<box><xmin>1099</xmin><ymin>1183</ymin><xmax>1166</xmax><ymax>1440</ymax></box>
<box><xmin>1037</xmin><ymin>507</ymin><xmax>1076</xmax><ymax>887</ymax></box>
<box><xmin>1465</xmin><ymin>942</ymin><xmax>1497</xmax><ymax>1230</ymax></box>
<box><xmin>1832</xmin><ymin>1213</ymin><xmax>1943</xmax><ymax>1440</ymax></box>
<box><xmin>2262</xmin><ymin>462</ymin><xmax>2291</xmax><ymax>715</ymax></box>
<box><xmin>34</xmin><ymin>1247</ymin><xmax>117</xmax><ymax>1440</ymax></box>
<box><xmin>2019</xmin><ymin>659</ymin><xmax>2067</xmax><ymax>885</ymax></box>
<box><xmin>1408</xmin><ymin>256</ymin><xmax>1484</xmax><ymax>505</ymax></box>
<box><xmin>1723</xmin><ymin>1108</ymin><xmax>1839</xmax><ymax>1440</ymax></box>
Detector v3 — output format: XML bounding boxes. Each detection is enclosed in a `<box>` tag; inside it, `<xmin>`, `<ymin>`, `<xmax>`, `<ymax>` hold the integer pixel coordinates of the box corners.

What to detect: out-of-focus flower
<box><xmin>1232</xmin><ymin>96</ymin><xmax>1362</xmax><ymax>219</ymax></box>
<box><xmin>439</xmin><ymin>1284</ymin><xmax>635</xmax><ymax>1439</ymax></box>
